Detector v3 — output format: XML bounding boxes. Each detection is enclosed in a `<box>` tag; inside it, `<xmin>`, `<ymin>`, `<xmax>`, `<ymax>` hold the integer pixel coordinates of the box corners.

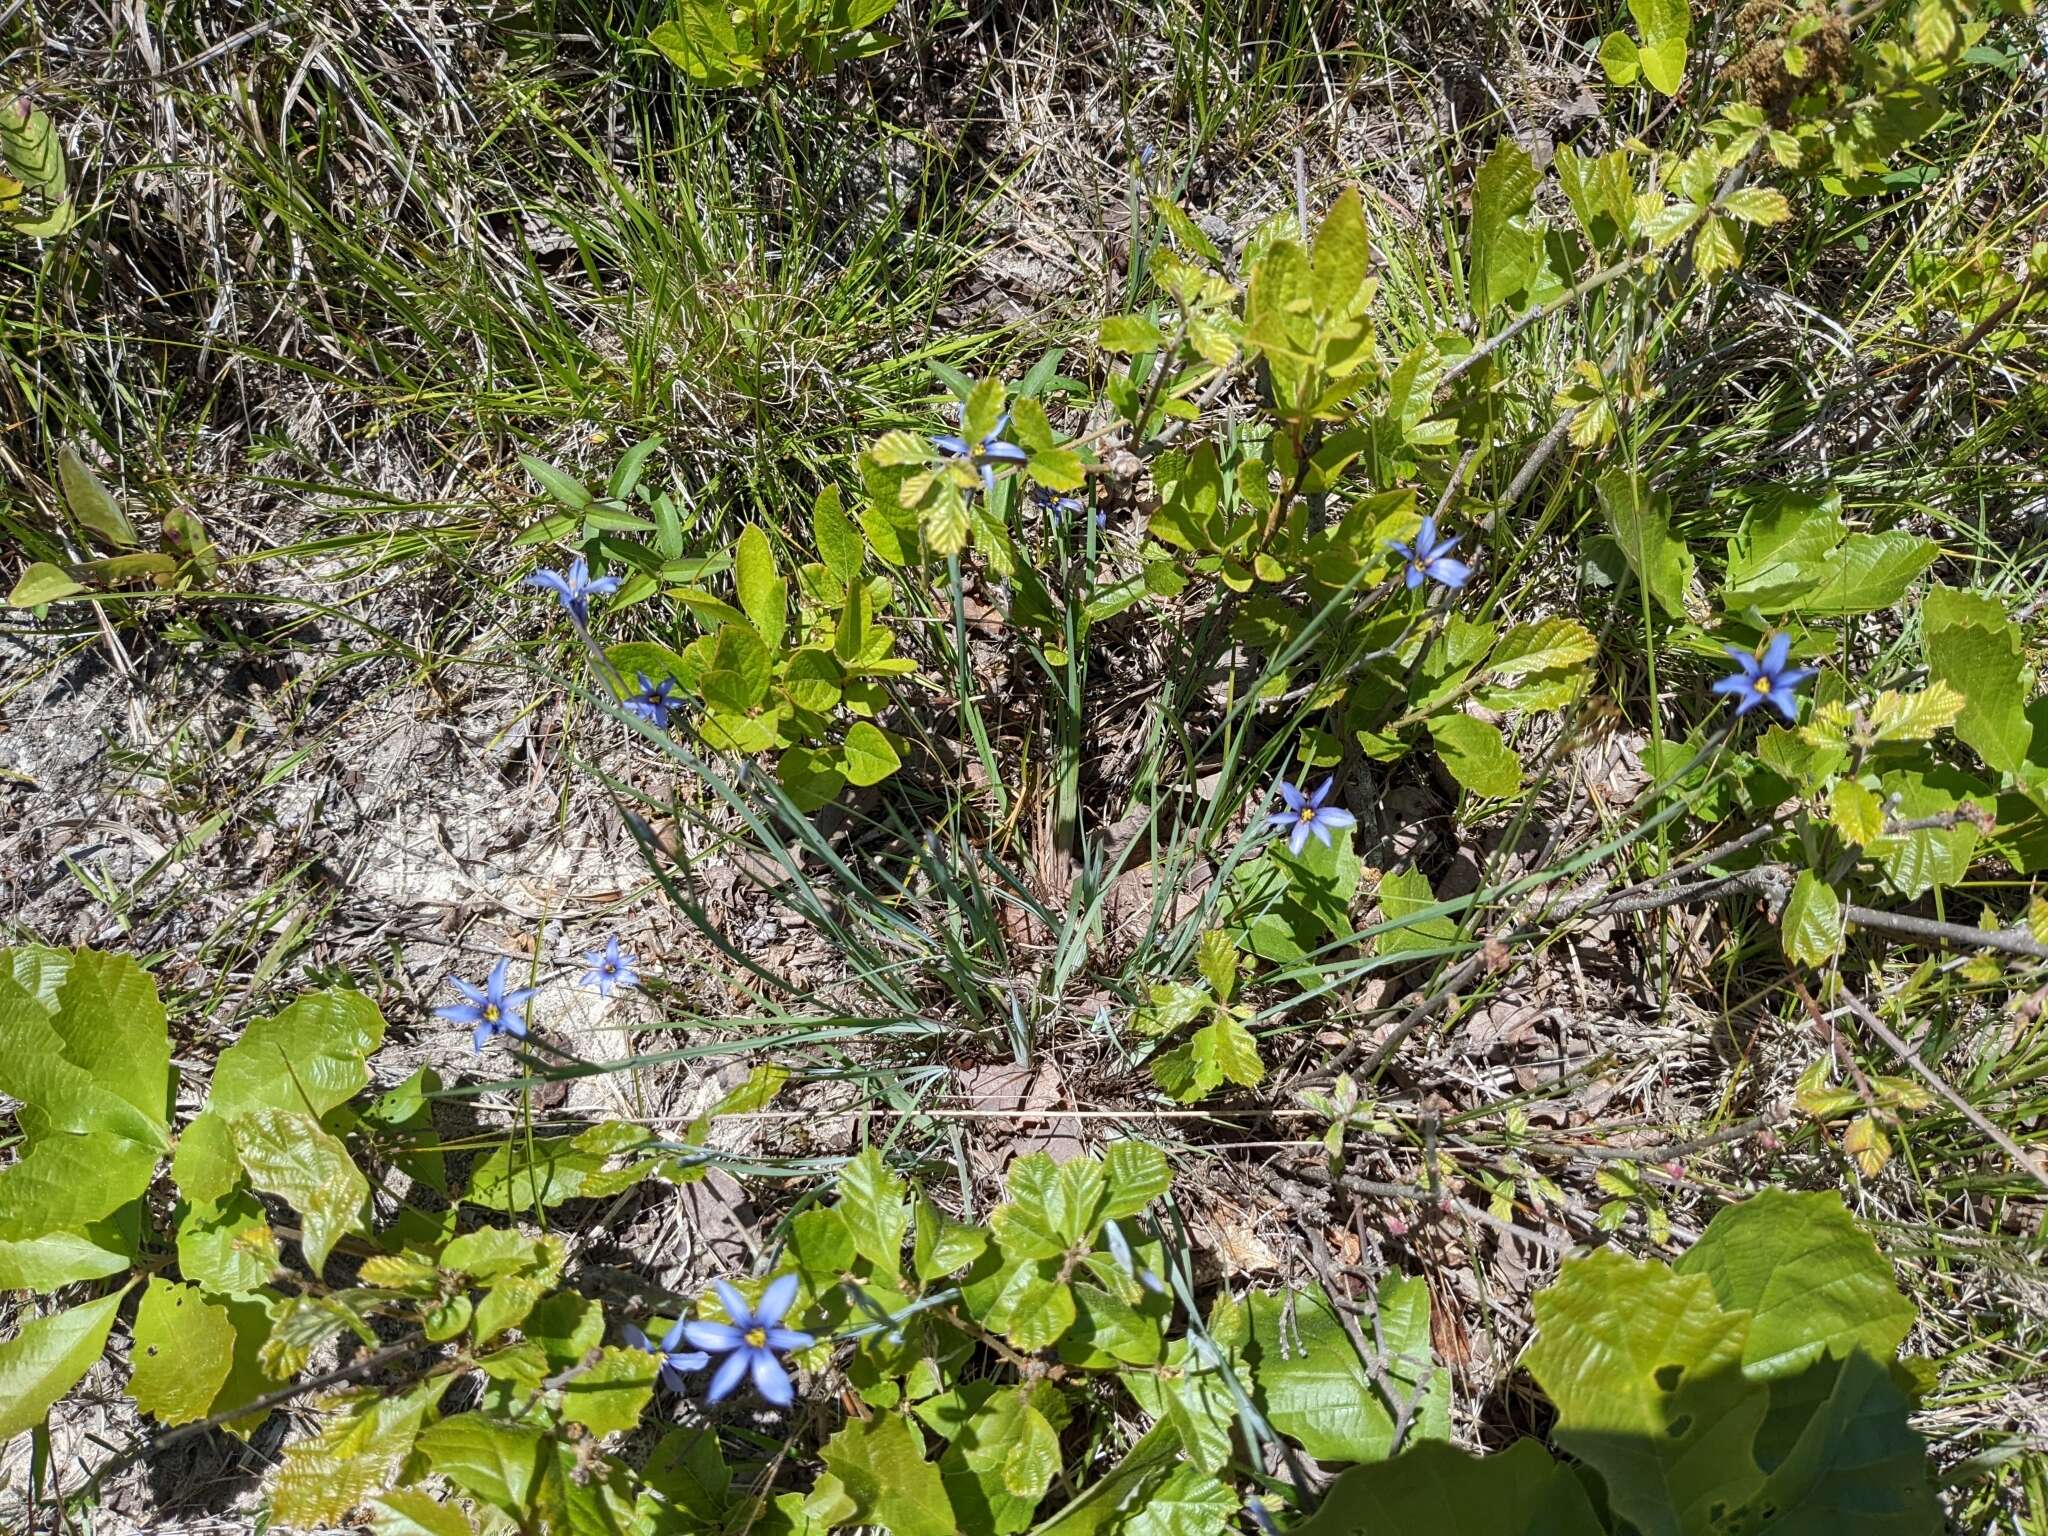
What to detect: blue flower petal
<box><xmin>713</xmin><ymin>1279</ymin><xmax>755</xmax><ymax>1328</ymax></box>
<box><xmin>756</xmin><ymin>1273</ymin><xmax>801</xmax><ymax>1328</ymax></box>
<box><xmin>706</xmin><ymin>1349</ymin><xmax>750</xmax><ymax>1403</ymax></box>
<box><xmin>1276</xmin><ymin>779</ymin><xmax>1305</xmax><ymax>812</ymax></box>
<box><xmin>1760</xmin><ymin>632</ymin><xmax>1793</xmax><ymax>675</ymax></box>
<box><xmin>749</xmin><ymin>1348</ymin><xmax>795</xmax><ymax>1406</ymax></box>
<box><xmin>765</xmin><ymin>1326</ymin><xmax>815</xmax><ymax>1352</ymax></box>
<box><xmin>1317</xmin><ymin>807</ymin><xmax>1356</xmax><ymax>831</ymax></box>
<box><xmin>683</xmin><ymin>1319</ymin><xmax>744</xmax><ymax>1352</ymax></box>
<box><xmin>1428</xmin><ymin>557</ymin><xmax>1471</xmax><ymax>590</ymax></box>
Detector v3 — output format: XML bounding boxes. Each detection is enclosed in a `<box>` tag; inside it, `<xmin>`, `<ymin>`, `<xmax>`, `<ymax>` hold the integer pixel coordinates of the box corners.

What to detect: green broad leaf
<box><xmin>58</xmin><ymin>445</ymin><xmax>141</xmax><ymax>548</ymax></box>
<box><xmin>837</xmin><ymin>1146</ymin><xmax>910</xmax><ymax>1279</ymax></box>
<box><xmin>813</xmin><ymin>484</ymin><xmax>864</xmax><ymax>586</ymax></box>
<box><xmin>1523</xmin><ymin>1249</ymin><xmax>1765</xmax><ymax>1536</ymax></box>
<box><xmin>1032</xmin><ymin>1420</ymin><xmax>1183</xmax><ymax>1536</ymax></box>
<box><xmin>1725</xmin><ymin>488</ymin><xmax>1844</xmax><ymax>605</ymax></box>
<box><xmin>871</xmin><ymin>429</ymin><xmax>937</xmax><ymax>467</ymax></box>
<box><xmin>0</xmin><ymin>1132</ymin><xmax>159</xmax><ymax>1254</ymax></box>
<box><xmin>1005</xmin><ymin>395</ymin><xmax>1059</xmax><ymax>452</ymax></box>
<box><xmin>992</xmin><ymin>1154</ymin><xmax>1069</xmax><ymax>1261</ymax></box>
<box><xmin>1189</xmin><ymin>1012</ymin><xmax>1263</xmax><ymax>1091</ymax></box>
<box><xmin>128</xmin><ymin>1277</ymin><xmax>237</xmax><ymax>1426</ymax></box>
<box><xmin>937</xmin><ymin>1385</ymin><xmax>1065</xmax><ymax>1535</ymax></box>
<box><xmin>205</xmin><ymin>987</ymin><xmax>386</xmax><ymax>1122</ymax></box>
<box><xmin>1469</xmin><ymin>141</ymin><xmax>1541</xmax><ymax>313</ymax></box>
<box><xmin>466</xmin><ymin>1125</ymin><xmax>655</xmax><ymax>1212</ymax></box>
<box><xmin>231</xmin><ymin>1108</ymin><xmax>369</xmax><ymax>1279</ymax></box>
<box><xmin>835</xmin><ymin>576</ymin><xmax>871</xmax><ymax>662</ymax></box>
<box><xmin>822</xmin><ymin>1410</ymin><xmax>958</xmax><ymax>1536</ymax></box>
<box><xmin>0</xmin><ymin>946</ymin><xmax>171</xmax><ymax>1149</ymax></box>
<box><xmin>1124</xmin><ymin>1464</ymin><xmax>1234</xmax><ymax>1536</ymax></box>
<box><xmin>1796</xmin><ymin>532</ymin><xmax>1939</xmax><ymax>616</ymax></box>
<box><xmin>1675</xmin><ymin>1190</ymin><xmax>1915</xmax><ymax>1381</ymax></box>
<box><xmin>1291</xmin><ymin>1438</ymin><xmax>1606</xmax><ymax>1536</ymax></box>
<box><xmin>1871</xmin><ymin>767</ymin><xmax>1983</xmax><ymax>898</ymax></box>
<box><xmin>473</xmin><ymin>1276</ymin><xmax>544</xmax><ymax>1344</ymax></box>
<box><xmin>0</xmin><ymin>1288</ymin><xmax>127</xmax><ymax>1441</ymax></box>
<box><xmin>1597</xmin><ymin>469</ymin><xmax>1693</xmax><ymax>620</ymax></box>
<box><xmin>1922</xmin><ymin>588</ymin><xmax>2032</xmax><ymax>778</ymax></box>
<box><xmin>0</xmin><ymin>1228</ymin><xmax>133</xmax><ymax>1292</ymax></box>
<box><xmin>1101</xmin><ymin>1141</ymin><xmax>1172</xmax><ymax>1219</ymax></box>
<box><xmin>1026</xmin><ymin>447</ymin><xmax>1087</xmax><ymax>492</ymax></box>
<box><xmin>443</xmin><ymin>1227</ymin><xmax>565</xmax><ymax>1284</ymax></box>
<box><xmin>1639</xmin><ymin>34</ymin><xmax>1687</xmax><ymax>94</ymax></box>
<box><xmin>1748</xmin><ymin>1350</ymin><xmax>1940</xmax><ymax>1533</ymax></box>
<box><xmin>416</xmin><ymin>1413</ymin><xmax>547</xmax><ymax>1517</ymax></box>
<box><xmin>699</xmin><ymin>623</ymin><xmax>772</xmax><ymax>713</ymax></box>
<box><xmin>519</xmin><ymin>455</ymin><xmax>592</xmax><ymax>510</ymax></box>
<box><xmin>840</xmin><ymin>720</ymin><xmax>902</xmax><ymax>787</ymax></box>
<box><xmin>921</xmin><ymin>479</ymin><xmax>971</xmax><ymax>556</ymax></box>
<box><xmin>779</xmin><ymin>745</ymin><xmax>848</xmax><ymax>811</ymax></box>
<box><xmin>169</xmin><ymin>1109</ymin><xmax>242</xmax><ymax>1205</ymax></box>
<box><xmin>1722</xmin><ymin>186</ymin><xmax>1791</xmax><ymax>225</ymax></box>
<box><xmin>1372</xmin><ymin>866</ymin><xmax>1459</xmax><ymax>957</ymax></box>
<box><xmin>1486</xmin><ymin>618</ymin><xmax>1598</xmax><ymax>679</ymax></box>
<box><xmin>1780</xmin><ymin>869</ymin><xmax>1844</xmax><ymax>967</ymax></box>
<box><xmin>735</xmin><ymin>525</ymin><xmax>788</xmax><ymax>651</ymax></box>
<box><xmin>555</xmin><ymin>1345</ymin><xmax>657</xmax><ymax>1436</ymax></box>
<box><xmin>1429</xmin><ymin>715</ymin><xmax>1522</xmax><ymax>798</ymax></box>
<box><xmin>1241</xmin><ymin>1279</ymin><xmax>1448</xmax><ymax>1462</ymax></box>
<box><xmin>1063</xmin><ymin>1277</ymin><xmax>1164</xmax><ymax>1367</ymax></box>
<box><xmin>0</xmin><ymin>978</ymin><xmax>160</xmax><ymax>1162</ymax></box>
<box><xmin>962</xmin><ymin>377</ymin><xmax>1008</xmax><ymax>446</ymax></box>
<box><xmin>644</xmin><ymin>1426</ymin><xmax>736</xmax><ymax>1525</ymax></box>
<box><xmin>9</xmin><ymin>560</ymin><xmax>87</xmax><ymax>607</ymax></box>
<box><xmin>1156</xmin><ymin>1344</ymin><xmax>1235</xmax><ymax>1473</ymax></box>
<box><xmin>270</xmin><ymin>1387</ymin><xmax>435</xmax><ymax>1526</ymax></box>
<box><xmin>1005</xmin><ymin>1402</ymin><xmax>1062</xmax><ymax>1499</ymax></box>
<box><xmin>914</xmin><ymin>1193</ymin><xmax>989</xmax><ymax>1282</ymax></box>
<box><xmin>368</xmin><ymin>1489</ymin><xmax>478</xmax><ymax>1536</ymax></box>
<box><xmin>1828</xmin><ymin>779</ymin><xmax>1885</xmax><ymax>848</ymax></box>
<box><xmin>1598</xmin><ymin>29</ymin><xmax>1642</xmax><ymax>84</ymax></box>
<box><xmin>771</xmin><ymin>1475</ymin><xmax>859</xmax><ymax>1536</ymax></box>
<box><xmin>1100</xmin><ymin>314</ymin><xmax>1165</xmax><ymax>354</ymax></box>
<box><xmin>1006</xmin><ymin>1276</ymin><xmax>1077</xmax><ymax>1352</ymax></box>
<box><xmin>1311</xmin><ymin>188</ymin><xmax>1374</xmax><ymax>321</ymax></box>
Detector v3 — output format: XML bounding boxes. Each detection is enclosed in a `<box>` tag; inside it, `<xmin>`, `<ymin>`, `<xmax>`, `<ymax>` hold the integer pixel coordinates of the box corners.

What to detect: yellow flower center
<box><xmin>483</xmin><ymin>1003</ymin><xmax>501</xmax><ymax>1022</ymax></box>
<box><xmin>744</xmin><ymin>1327</ymin><xmax>768</xmax><ymax>1348</ymax></box>
<box><xmin>1753</xmin><ymin>676</ymin><xmax>1772</xmax><ymax>693</ymax></box>
<box><xmin>1298</xmin><ymin>807</ymin><xmax>1315</xmax><ymax>823</ymax></box>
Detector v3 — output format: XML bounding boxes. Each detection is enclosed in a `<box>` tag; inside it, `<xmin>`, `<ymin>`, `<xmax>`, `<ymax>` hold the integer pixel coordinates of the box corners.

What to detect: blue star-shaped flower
<box><xmin>1388</xmin><ymin>516</ymin><xmax>1471</xmax><ymax>591</ymax></box>
<box><xmin>1711</xmin><ymin>633</ymin><xmax>1815</xmax><ymax>722</ymax></box>
<box><xmin>434</xmin><ymin>957</ymin><xmax>539</xmax><ymax>1054</ymax></box>
<box><xmin>578</xmin><ymin>935</ymin><xmax>640</xmax><ymax>998</ymax></box>
<box><xmin>1264</xmin><ymin>776</ymin><xmax>1357</xmax><ymax>857</ymax></box>
<box><xmin>933</xmin><ymin>412</ymin><xmax>1029</xmax><ymax>495</ymax></box>
<box><xmin>621</xmin><ymin>1318</ymin><xmax>711</xmax><ymax>1392</ymax></box>
<box><xmin>523</xmin><ymin>554</ymin><xmax>620</xmax><ymax>626</ymax></box>
<box><xmin>681</xmin><ymin>1274</ymin><xmax>816</xmax><ymax>1407</ymax></box>
<box><xmin>623</xmin><ymin>673</ymin><xmax>680</xmax><ymax>729</ymax></box>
